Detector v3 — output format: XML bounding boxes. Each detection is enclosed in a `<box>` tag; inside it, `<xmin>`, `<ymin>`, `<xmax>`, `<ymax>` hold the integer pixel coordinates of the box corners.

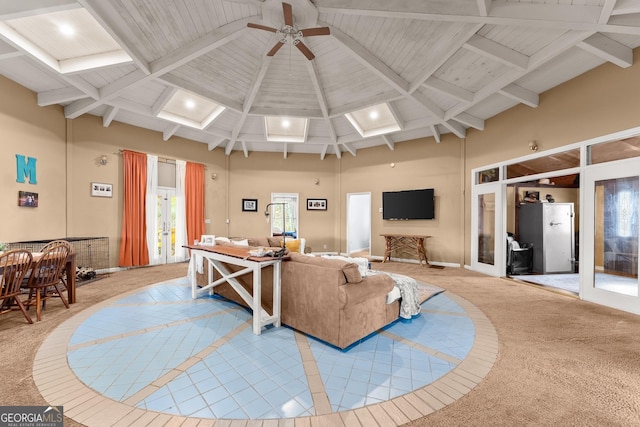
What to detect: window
<box><xmin>270</xmin><ymin>193</ymin><xmax>298</xmax><ymax>238</ymax></box>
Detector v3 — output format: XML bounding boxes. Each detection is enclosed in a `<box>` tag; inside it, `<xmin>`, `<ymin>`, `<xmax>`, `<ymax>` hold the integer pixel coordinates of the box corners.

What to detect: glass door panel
<box><xmin>478</xmin><ymin>193</ymin><xmax>496</xmax><ymax>265</ymax></box>
<box><xmin>594</xmin><ymin>177</ymin><xmax>638</xmax><ymax>296</ymax></box>
<box><xmin>583</xmin><ymin>159</ymin><xmax>640</xmax><ymax>314</ymax></box>
<box><xmin>472</xmin><ymin>182</ymin><xmax>504</xmax><ymax>276</ymax></box>
<box><xmin>156</xmin><ymin>188</ymin><xmax>177</xmax><ymax>264</ymax></box>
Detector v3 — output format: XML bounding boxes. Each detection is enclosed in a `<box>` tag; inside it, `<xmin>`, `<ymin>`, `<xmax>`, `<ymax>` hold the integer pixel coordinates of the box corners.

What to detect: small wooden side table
<box><xmin>381</xmin><ymin>234</ymin><xmax>431</xmax><ymax>266</ymax></box>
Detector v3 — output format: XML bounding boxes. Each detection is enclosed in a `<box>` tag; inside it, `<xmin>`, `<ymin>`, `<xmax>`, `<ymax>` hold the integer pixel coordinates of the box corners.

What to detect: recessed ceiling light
<box><xmin>265</xmin><ymin>116</ymin><xmax>308</xmax><ymax>143</ymax></box>
<box><xmin>345</xmin><ymin>103</ymin><xmax>401</xmax><ymax>138</ymax></box>
<box><xmin>58</xmin><ymin>24</ymin><xmax>75</xmax><ymax>37</ymax></box>
<box><xmin>156</xmin><ymin>88</ymin><xmax>225</xmax><ymax>130</ymax></box>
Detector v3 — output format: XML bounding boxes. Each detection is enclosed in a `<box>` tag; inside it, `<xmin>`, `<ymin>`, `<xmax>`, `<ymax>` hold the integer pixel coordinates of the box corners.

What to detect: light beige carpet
<box><xmin>1</xmin><ymin>262</ymin><xmax>639</xmax><ymax>426</ymax></box>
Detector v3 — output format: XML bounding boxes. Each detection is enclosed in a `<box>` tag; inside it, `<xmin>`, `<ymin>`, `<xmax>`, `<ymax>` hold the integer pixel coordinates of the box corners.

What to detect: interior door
<box><xmin>471</xmin><ymin>182</ymin><xmax>505</xmax><ymax>276</ymax></box>
<box><xmin>156</xmin><ymin>188</ymin><xmax>178</xmax><ymax>264</ymax></box>
<box><xmin>582</xmin><ymin>159</ymin><xmax>640</xmax><ymax>314</ymax></box>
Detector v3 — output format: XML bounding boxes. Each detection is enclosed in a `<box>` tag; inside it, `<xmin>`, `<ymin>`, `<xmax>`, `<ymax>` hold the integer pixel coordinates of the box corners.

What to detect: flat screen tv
<box><xmin>382</xmin><ymin>188</ymin><xmax>435</xmax><ymax>220</ymax></box>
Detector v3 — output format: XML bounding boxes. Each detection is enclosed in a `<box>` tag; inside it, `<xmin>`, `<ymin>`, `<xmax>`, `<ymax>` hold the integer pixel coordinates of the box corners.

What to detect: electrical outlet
<box><xmin>323</xmin><ymin>244</ymin><xmax>327</xmax><ymax>249</ymax></box>
<box><xmin>225</xmin><ymin>219</ymin><xmax>230</xmax><ymax>224</ymax></box>
<box><xmin>204</xmin><ymin>218</ymin><xmax>211</xmax><ymax>224</ymax></box>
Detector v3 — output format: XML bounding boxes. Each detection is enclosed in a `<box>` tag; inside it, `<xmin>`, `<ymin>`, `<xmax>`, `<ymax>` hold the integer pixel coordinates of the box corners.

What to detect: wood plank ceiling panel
<box><xmin>435</xmin><ymin>50</ymin><xmax>515</xmax><ymax>93</ymax></box>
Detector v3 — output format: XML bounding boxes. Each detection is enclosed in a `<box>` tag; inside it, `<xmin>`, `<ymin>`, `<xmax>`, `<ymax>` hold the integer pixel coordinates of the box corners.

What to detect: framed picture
<box><xmin>91</xmin><ymin>182</ymin><xmax>113</xmax><ymax>198</ymax></box>
<box><xmin>307</xmin><ymin>198</ymin><xmax>327</xmax><ymax>211</ymax></box>
<box><xmin>200</xmin><ymin>235</ymin><xmax>216</xmax><ymax>246</ymax></box>
<box><xmin>18</xmin><ymin>191</ymin><xmax>38</xmax><ymax>207</ymax></box>
<box><xmin>242</xmin><ymin>198</ymin><xmax>258</xmax><ymax>212</ymax></box>
<box><xmin>524</xmin><ymin>191</ymin><xmax>540</xmax><ymax>201</ymax></box>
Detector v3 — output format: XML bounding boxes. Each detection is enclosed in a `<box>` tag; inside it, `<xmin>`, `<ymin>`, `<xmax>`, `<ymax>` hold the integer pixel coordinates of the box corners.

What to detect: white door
<box><xmin>471</xmin><ymin>182</ymin><xmax>505</xmax><ymax>276</ymax></box>
<box><xmin>582</xmin><ymin>159</ymin><xmax>640</xmax><ymax>314</ymax></box>
<box><xmin>156</xmin><ymin>188</ymin><xmax>178</xmax><ymax>264</ymax></box>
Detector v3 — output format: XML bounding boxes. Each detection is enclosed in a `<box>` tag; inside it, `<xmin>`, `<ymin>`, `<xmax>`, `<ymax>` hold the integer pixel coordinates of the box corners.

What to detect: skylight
<box><xmin>0</xmin><ymin>8</ymin><xmax>132</xmax><ymax>74</ymax></box>
<box><xmin>345</xmin><ymin>103</ymin><xmax>401</xmax><ymax>138</ymax></box>
<box><xmin>265</xmin><ymin>116</ymin><xmax>309</xmax><ymax>143</ymax></box>
<box><xmin>156</xmin><ymin>89</ymin><xmax>225</xmax><ymax>130</ymax></box>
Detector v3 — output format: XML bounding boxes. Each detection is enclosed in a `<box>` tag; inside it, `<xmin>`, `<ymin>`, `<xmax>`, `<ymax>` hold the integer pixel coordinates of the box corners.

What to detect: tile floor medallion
<box><xmin>33</xmin><ymin>276</ymin><xmax>498</xmax><ymax>426</ymax></box>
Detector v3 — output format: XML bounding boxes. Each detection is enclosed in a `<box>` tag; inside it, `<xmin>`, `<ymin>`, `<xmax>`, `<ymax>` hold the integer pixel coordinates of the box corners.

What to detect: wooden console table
<box><xmin>185</xmin><ymin>244</ymin><xmax>282</xmax><ymax>335</ymax></box>
<box><xmin>381</xmin><ymin>234</ymin><xmax>431</xmax><ymax>266</ymax></box>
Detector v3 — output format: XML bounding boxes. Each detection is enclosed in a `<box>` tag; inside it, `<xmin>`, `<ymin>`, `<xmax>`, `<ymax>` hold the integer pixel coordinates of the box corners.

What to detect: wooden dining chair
<box><xmin>23</xmin><ymin>242</ymin><xmax>70</xmax><ymax>321</ymax></box>
<box><xmin>0</xmin><ymin>249</ymin><xmax>34</xmax><ymax>324</ymax></box>
<box><xmin>39</xmin><ymin>240</ymin><xmax>73</xmax><ymax>292</ymax></box>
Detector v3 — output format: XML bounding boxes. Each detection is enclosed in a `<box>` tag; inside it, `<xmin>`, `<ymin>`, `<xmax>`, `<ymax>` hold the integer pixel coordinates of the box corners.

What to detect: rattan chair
<box><xmin>0</xmin><ymin>249</ymin><xmax>34</xmax><ymax>324</ymax></box>
<box><xmin>23</xmin><ymin>242</ymin><xmax>71</xmax><ymax>321</ymax></box>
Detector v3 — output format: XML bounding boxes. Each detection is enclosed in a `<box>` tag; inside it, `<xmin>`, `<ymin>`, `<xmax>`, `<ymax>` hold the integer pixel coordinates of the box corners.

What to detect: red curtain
<box><xmin>186</xmin><ymin>162</ymin><xmax>205</xmax><ymax>246</ymax></box>
<box><xmin>118</xmin><ymin>150</ymin><xmax>149</xmax><ymax>266</ymax></box>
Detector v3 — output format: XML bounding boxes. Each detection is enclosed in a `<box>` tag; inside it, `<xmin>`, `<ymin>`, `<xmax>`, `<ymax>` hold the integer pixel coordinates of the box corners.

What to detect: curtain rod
<box><xmin>117</xmin><ymin>149</ymin><xmax>206</xmax><ymax>168</ymax></box>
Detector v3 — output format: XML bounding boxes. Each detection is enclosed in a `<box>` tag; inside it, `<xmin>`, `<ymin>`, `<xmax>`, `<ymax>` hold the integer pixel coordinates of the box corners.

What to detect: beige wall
<box><xmin>0</xmin><ymin>77</ymin><xmax>67</xmax><ymax>241</ymax></box>
<box><xmin>464</xmin><ymin>49</ymin><xmax>640</xmax><ymax>265</ymax></box>
<box><xmin>339</xmin><ymin>136</ymin><xmax>464</xmax><ymax>264</ymax></box>
<box><xmin>1</xmin><ymin>47</ymin><xmax>639</xmax><ymax>268</ymax></box>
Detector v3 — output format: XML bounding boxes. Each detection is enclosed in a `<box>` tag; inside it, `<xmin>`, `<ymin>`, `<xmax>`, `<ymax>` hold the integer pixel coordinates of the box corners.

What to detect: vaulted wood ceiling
<box><xmin>1</xmin><ymin>0</ymin><xmax>639</xmax><ymax>159</ymax></box>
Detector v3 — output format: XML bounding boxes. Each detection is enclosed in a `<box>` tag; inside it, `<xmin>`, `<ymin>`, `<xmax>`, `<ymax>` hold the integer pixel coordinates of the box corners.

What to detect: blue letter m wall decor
<box><xmin>16</xmin><ymin>154</ymin><xmax>37</xmax><ymax>184</ymax></box>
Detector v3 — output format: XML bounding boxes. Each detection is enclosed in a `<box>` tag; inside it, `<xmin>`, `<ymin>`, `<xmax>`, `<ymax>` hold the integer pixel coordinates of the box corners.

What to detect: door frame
<box><xmin>581</xmin><ymin>158</ymin><xmax>640</xmax><ymax>314</ymax></box>
<box><xmin>346</xmin><ymin>192</ymin><xmax>371</xmax><ymax>256</ymax></box>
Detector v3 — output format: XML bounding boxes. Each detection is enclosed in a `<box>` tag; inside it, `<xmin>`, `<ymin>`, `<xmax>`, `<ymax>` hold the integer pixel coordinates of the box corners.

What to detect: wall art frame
<box><xmin>18</xmin><ymin>191</ymin><xmax>38</xmax><ymax>207</ymax></box>
<box><xmin>307</xmin><ymin>198</ymin><xmax>327</xmax><ymax>210</ymax></box>
<box><xmin>91</xmin><ymin>182</ymin><xmax>113</xmax><ymax>197</ymax></box>
<box><xmin>242</xmin><ymin>198</ymin><xmax>258</xmax><ymax>212</ymax></box>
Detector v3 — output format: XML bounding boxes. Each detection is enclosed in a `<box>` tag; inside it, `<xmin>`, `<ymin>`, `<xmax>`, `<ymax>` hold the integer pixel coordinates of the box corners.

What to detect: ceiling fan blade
<box><xmin>296</xmin><ymin>41</ymin><xmax>315</xmax><ymax>60</ymax></box>
<box><xmin>247</xmin><ymin>22</ymin><xmax>278</xmax><ymax>32</ymax></box>
<box><xmin>267</xmin><ymin>41</ymin><xmax>285</xmax><ymax>56</ymax></box>
<box><xmin>283</xmin><ymin>2</ymin><xmax>293</xmax><ymax>27</ymax></box>
<box><xmin>300</xmin><ymin>27</ymin><xmax>330</xmax><ymax>37</ymax></box>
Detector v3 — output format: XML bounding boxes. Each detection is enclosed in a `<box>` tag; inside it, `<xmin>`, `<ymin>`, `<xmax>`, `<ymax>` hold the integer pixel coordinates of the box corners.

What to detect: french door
<box><xmin>156</xmin><ymin>188</ymin><xmax>178</xmax><ymax>264</ymax></box>
<box><xmin>471</xmin><ymin>182</ymin><xmax>505</xmax><ymax>276</ymax></box>
<box><xmin>582</xmin><ymin>159</ymin><xmax>640</xmax><ymax>314</ymax></box>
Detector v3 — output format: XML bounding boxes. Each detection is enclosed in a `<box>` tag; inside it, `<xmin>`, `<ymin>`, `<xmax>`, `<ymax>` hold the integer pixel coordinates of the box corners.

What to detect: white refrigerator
<box><xmin>518</xmin><ymin>202</ymin><xmax>575</xmax><ymax>274</ymax></box>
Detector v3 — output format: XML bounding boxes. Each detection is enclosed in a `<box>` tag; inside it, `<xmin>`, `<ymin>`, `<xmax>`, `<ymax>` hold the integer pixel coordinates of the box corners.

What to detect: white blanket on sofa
<box><xmin>372</xmin><ymin>271</ymin><xmax>421</xmax><ymax>319</ymax></box>
<box><xmin>320</xmin><ymin>255</ymin><xmax>421</xmax><ymax>319</ymax></box>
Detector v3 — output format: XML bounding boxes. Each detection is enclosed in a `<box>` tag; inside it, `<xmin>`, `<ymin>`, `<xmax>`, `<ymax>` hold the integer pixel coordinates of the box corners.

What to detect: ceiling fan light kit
<box><xmin>247</xmin><ymin>2</ymin><xmax>330</xmax><ymax>61</ymax></box>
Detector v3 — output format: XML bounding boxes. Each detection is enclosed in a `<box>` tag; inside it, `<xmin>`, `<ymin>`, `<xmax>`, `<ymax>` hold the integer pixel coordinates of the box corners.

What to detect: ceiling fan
<box><xmin>247</xmin><ymin>2</ymin><xmax>330</xmax><ymax>60</ymax></box>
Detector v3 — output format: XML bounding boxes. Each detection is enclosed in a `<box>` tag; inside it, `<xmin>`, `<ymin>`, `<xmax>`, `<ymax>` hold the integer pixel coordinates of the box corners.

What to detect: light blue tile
<box><xmin>242</xmin><ymin>396</ymin><xmax>271</xmax><ymax>418</ymax></box>
<box><xmin>65</xmin><ymin>275</ymin><xmax>478</xmax><ymax>420</ymax></box>
<box><xmin>209</xmin><ymin>395</ymin><xmax>241</xmax><ymax>418</ymax></box>
<box><xmin>175</xmin><ymin>394</ymin><xmax>207</xmax><ymax>416</ymax></box>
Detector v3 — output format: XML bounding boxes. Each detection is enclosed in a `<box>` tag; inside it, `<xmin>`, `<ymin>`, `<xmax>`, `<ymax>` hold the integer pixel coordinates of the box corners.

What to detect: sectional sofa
<box><xmin>200</xmin><ymin>236</ymin><xmax>399</xmax><ymax>349</ymax></box>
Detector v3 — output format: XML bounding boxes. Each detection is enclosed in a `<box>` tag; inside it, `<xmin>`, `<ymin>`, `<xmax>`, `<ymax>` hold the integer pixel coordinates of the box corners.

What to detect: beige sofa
<box><xmin>206</xmin><ymin>236</ymin><xmax>399</xmax><ymax>349</ymax></box>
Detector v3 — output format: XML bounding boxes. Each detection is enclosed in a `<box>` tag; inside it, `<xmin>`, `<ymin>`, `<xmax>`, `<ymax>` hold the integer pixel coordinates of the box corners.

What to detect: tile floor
<box><xmin>33</xmin><ymin>276</ymin><xmax>498</xmax><ymax>426</ymax></box>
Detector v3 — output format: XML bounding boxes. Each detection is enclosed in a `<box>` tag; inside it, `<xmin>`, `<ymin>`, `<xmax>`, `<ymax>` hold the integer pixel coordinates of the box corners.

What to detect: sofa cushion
<box><xmin>247</xmin><ymin>237</ymin><xmax>270</xmax><ymax>247</ymax></box>
<box><xmin>288</xmin><ymin>252</ymin><xmax>362</xmax><ymax>283</ymax></box>
<box><xmin>268</xmin><ymin>236</ymin><xmax>283</xmax><ymax>247</ymax></box>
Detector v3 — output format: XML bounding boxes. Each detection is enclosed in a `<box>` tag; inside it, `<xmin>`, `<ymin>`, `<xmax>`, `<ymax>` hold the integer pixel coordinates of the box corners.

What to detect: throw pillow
<box><xmin>342</xmin><ymin>263</ymin><xmax>363</xmax><ymax>284</ymax></box>
<box><xmin>232</xmin><ymin>239</ymin><xmax>249</xmax><ymax>246</ymax></box>
<box><xmin>281</xmin><ymin>239</ymin><xmax>301</xmax><ymax>253</ymax></box>
<box><xmin>322</xmin><ymin>255</ymin><xmax>368</xmax><ymax>276</ymax></box>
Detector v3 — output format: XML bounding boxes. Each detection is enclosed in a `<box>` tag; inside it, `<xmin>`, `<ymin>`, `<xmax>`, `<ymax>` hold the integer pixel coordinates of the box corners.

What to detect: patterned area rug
<box><xmin>417</xmin><ymin>281</ymin><xmax>445</xmax><ymax>304</ymax></box>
